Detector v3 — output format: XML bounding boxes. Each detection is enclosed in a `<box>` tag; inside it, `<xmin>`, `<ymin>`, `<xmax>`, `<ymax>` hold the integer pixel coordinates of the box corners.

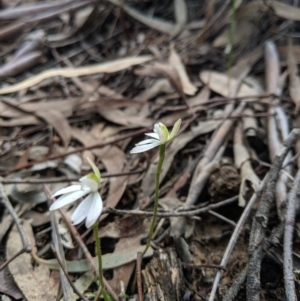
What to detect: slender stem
<box><xmin>93</xmin><ymin>222</ymin><xmax>110</xmax><ymax>301</ymax></box>
<box><xmin>142</xmin><ymin>144</ymin><xmax>166</xmax><ymax>256</ymax></box>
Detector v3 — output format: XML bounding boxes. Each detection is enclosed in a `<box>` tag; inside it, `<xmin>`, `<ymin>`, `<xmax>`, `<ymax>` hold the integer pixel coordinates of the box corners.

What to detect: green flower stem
<box><xmin>93</xmin><ymin>222</ymin><xmax>110</xmax><ymax>301</ymax></box>
<box><xmin>142</xmin><ymin>144</ymin><xmax>166</xmax><ymax>256</ymax></box>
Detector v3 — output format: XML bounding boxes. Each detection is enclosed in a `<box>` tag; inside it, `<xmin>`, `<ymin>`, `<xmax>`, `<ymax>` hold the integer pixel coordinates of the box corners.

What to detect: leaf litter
<box><xmin>1</xmin><ymin>1</ymin><xmax>300</xmax><ymax>301</ymax></box>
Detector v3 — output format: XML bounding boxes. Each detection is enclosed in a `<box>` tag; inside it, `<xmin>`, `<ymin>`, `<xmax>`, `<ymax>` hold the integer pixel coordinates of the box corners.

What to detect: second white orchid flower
<box><xmin>49</xmin><ymin>157</ymin><xmax>103</xmax><ymax>228</ymax></box>
<box><xmin>130</xmin><ymin>119</ymin><xmax>181</xmax><ymax>154</ymax></box>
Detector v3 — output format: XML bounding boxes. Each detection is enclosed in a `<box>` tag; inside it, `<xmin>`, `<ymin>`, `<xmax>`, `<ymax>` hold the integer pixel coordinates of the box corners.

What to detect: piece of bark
<box><xmin>143</xmin><ymin>248</ymin><xmax>184</xmax><ymax>301</ymax></box>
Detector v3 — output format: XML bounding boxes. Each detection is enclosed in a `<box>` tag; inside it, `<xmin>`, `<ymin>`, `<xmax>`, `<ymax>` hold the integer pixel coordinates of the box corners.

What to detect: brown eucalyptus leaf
<box><xmin>98</xmin><ymin>108</ymin><xmax>152</xmax><ymax>127</ymax></box>
<box><xmin>33</xmin><ymin>245</ymin><xmax>153</xmax><ymax>272</ymax></box>
<box><xmin>0</xmin><ymin>267</ymin><xmax>23</xmax><ymax>299</ymax></box>
<box><xmin>0</xmin><ymin>56</ymin><xmax>152</xmax><ymax>94</ymax></box>
<box><xmin>0</xmin><ymin>116</ymin><xmax>40</xmax><ymax>127</ymax></box>
<box><xmin>35</xmin><ymin>110</ymin><xmax>71</xmax><ymax>147</ymax></box>
<box><xmin>108</xmin><ymin>0</ymin><xmax>174</xmax><ymax>34</ymax></box>
<box><xmin>171</xmin><ymin>0</ymin><xmax>188</xmax><ymax>37</ymax></box>
<box><xmin>135</xmin><ymin>62</ymin><xmax>187</xmax><ymax>105</ymax></box>
<box><xmin>7</xmin><ymin>220</ymin><xmax>59</xmax><ymax>301</ymax></box>
<box><xmin>98</xmin><ymin>215</ymin><xmax>145</xmax><ymax>239</ymax></box>
<box><xmin>271</xmin><ymin>1</ymin><xmax>300</xmax><ymax>21</ymax></box>
<box><xmin>96</xmin><ymin>146</ymin><xmax>129</xmax><ymax>221</ymax></box>
<box><xmin>200</xmin><ymin>71</ymin><xmax>261</xmax><ymax>98</ymax></box>
<box><xmin>169</xmin><ymin>46</ymin><xmax>197</xmax><ymax>95</ymax></box>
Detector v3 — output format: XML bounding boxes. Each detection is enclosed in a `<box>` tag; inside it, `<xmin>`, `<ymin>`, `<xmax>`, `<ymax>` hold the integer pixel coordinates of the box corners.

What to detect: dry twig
<box><xmin>51</xmin><ymin>245</ymin><xmax>89</xmax><ymax>301</ymax></box>
<box><xmin>0</xmin><ymin>183</ymin><xmax>31</xmax><ymax>271</ymax></box>
<box><xmin>247</xmin><ymin>128</ymin><xmax>300</xmax><ymax>301</ymax></box>
<box><xmin>209</xmin><ymin>176</ymin><xmax>268</xmax><ymax>301</ymax></box>
<box><xmin>283</xmin><ymin>169</ymin><xmax>300</xmax><ymax>301</ymax></box>
<box><xmin>103</xmin><ymin>195</ymin><xmax>238</xmax><ymax>217</ymax></box>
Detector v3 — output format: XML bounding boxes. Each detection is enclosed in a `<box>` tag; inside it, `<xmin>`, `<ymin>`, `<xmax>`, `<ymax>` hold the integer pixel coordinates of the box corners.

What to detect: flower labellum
<box><xmin>130</xmin><ymin>119</ymin><xmax>181</xmax><ymax>154</ymax></box>
<box><xmin>49</xmin><ymin>157</ymin><xmax>103</xmax><ymax>228</ymax></box>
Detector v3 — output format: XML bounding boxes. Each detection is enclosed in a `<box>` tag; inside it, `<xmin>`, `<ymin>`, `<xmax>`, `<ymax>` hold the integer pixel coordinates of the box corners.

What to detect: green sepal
<box><xmin>87</xmin><ymin>157</ymin><xmax>101</xmax><ymax>184</ymax></box>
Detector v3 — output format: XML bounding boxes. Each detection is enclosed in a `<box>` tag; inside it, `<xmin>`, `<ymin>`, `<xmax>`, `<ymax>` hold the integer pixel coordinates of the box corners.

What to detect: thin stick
<box><xmin>247</xmin><ymin>128</ymin><xmax>300</xmax><ymax>301</ymax></box>
<box><xmin>182</xmin><ymin>262</ymin><xmax>226</xmax><ymax>271</ymax></box>
<box><xmin>208</xmin><ymin>210</ymin><xmax>236</xmax><ymax>227</ymax></box>
<box><xmin>222</xmin><ymin>266</ymin><xmax>248</xmax><ymax>301</ymax></box>
<box><xmin>55</xmin><ymin>207</ymin><xmax>118</xmax><ymax>300</ymax></box>
<box><xmin>0</xmin><ymin>183</ymin><xmax>31</xmax><ymax>271</ymax></box>
<box><xmin>51</xmin><ymin>245</ymin><xmax>89</xmax><ymax>301</ymax></box>
<box><xmin>49</xmin><ymin>203</ymin><xmax>73</xmax><ymax>300</ymax></box>
<box><xmin>283</xmin><ymin>169</ymin><xmax>300</xmax><ymax>301</ymax></box>
<box><xmin>93</xmin><ymin>286</ymin><xmax>102</xmax><ymax>301</ymax></box>
<box><xmin>208</xmin><ymin>176</ymin><xmax>267</xmax><ymax>301</ymax></box>
<box><xmin>0</xmin><ymin>169</ymin><xmax>145</xmax><ymax>184</ymax></box>
<box><xmin>0</xmin><ymin>249</ymin><xmax>29</xmax><ymax>271</ymax></box>
<box><xmin>103</xmin><ymin>195</ymin><xmax>238</xmax><ymax>217</ymax></box>
<box><xmin>136</xmin><ymin>252</ymin><xmax>144</xmax><ymax>301</ymax></box>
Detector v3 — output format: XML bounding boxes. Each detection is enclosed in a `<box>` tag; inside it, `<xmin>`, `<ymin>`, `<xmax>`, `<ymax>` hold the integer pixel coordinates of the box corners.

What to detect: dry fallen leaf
<box><xmin>200</xmin><ymin>70</ymin><xmax>262</xmax><ymax>98</ymax></box>
<box><xmin>0</xmin><ymin>267</ymin><xmax>23</xmax><ymax>299</ymax></box>
<box><xmin>169</xmin><ymin>46</ymin><xmax>197</xmax><ymax>95</ymax></box>
<box><xmin>137</xmin><ymin>78</ymin><xmax>174</xmax><ymax>100</ymax></box>
<box><xmin>108</xmin><ymin>0</ymin><xmax>174</xmax><ymax>34</ymax></box>
<box><xmin>0</xmin><ymin>97</ymin><xmax>82</xmax><ymax>119</ymax></box>
<box><xmin>7</xmin><ymin>220</ymin><xmax>59</xmax><ymax>301</ymax></box>
<box><xmin>108</xmin><ymin>222</ymin><xmax>149</xmax><ymax>293</ymax></box>
<box><xmin>69</xmin><ymin>271</ymin><xmax>94</xmax><ymax>301</ymax></box>
<box><xmin>271</xmin><ymin>1</ymin><xmax>300</xmax><ymax>21</ymax></box>
<box><xmin>94</xmin><ymin>85</ymin><xmax>152</xmax><ymax>127</ymax></box>
<box><xmin>188</xmin><ymin>85</ymin><xmax>210</xmax><ymax>109</ymax></box>
<box><xmin>33</xmin><ymin>245</ymin><xmax>153</xmax><ymax>272</ymax></box>
<box><xmin>0</xmin><ymin>116</ymin><xmax>41</xmax><ymax>127</ymax></box>
<box><xmin>135</xmin><ymin>62</ymin><xmax>188</xmax><ymax>107</ymax></box>
<box><xmin>96</xmin><ymin>146</ymin><xmax>129</xmax><ymax>222</ymax></box>
<box><xmin>36</xmin><ymin>109</ymin><xmax>71</xmax><ymax>147</ymax></box>
<box><xmin>98</xmin><ymin>215</ymin><xmax>145</xmax><ymax>239</ymax></box>
<box><xmin>0</xmin><ymin>55</ymin><xmax>153</xmax><ymax>94</ymax></box>
<box><xmin>171</xmin><ymin>0</ymin><xmax>188</xmax><ymax>38</ymax></box>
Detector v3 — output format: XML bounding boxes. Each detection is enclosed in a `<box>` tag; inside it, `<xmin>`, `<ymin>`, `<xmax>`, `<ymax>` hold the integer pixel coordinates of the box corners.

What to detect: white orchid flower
<box><xmin>130</xmin><ymin>119</ymin><xmax>181</xmax><ymax>154</ymax></box>
<box><xmin>49</xmin><ymin>157</ymin><xmax>103</xmax><ymax>228</ymax></box>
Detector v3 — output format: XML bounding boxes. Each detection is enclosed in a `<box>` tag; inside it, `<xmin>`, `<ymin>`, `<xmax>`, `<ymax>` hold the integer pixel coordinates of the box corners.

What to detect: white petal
<box><xmin>145</xmin><ymin>132</ymin><xmax>159</xmax><ymax>139</ymax></box>
<box><xmin>157</xmin><ymin>123</ymin><xmax>168</xmax><ymax>143</ymax></box>
<box><xmin>80</xmin><ymin>176</ymin><xmax>99</xmax><ymax>192</ymax></box>
<box><xmin>71</xmin><ymin>193</ymin><xmax>94</xmax><ymax>225</ymax></box>
<box><xmin>130</xmin><ymin>141</ymin><xmax>161</xmax><ymax>153</ymax></box>
<box><xmin>52</xmin><ymin>185</ymin><xmax>82</xmax><ymax>198</ymax></box>
<box><xmin>136</xmin><ymin>139</ymin><xmax>160</xmax><ymax>146</ymax></box>
<box><xmin>154</xmin><ymin>123</ymin><xmax>160</xmax><ymax>133</ymax></box>
<box><xmin>49</xmin><ymin>189</ymin><xmax>90</xmax><ymax>211</ymax></box>
<box><xmin>85</xmin><ymin>192</ymin><xmax>103</xmax><ymax>228</ymax></box>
